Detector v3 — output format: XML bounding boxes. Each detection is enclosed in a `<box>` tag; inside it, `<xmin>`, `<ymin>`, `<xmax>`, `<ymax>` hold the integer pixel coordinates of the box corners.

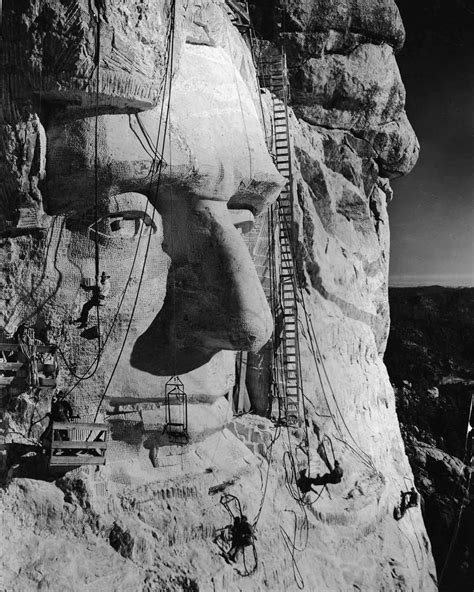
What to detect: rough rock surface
<box><xmin>0</xmin><ymin>1</ymin><xmax>437</xmax><ymax>591</ymax></box>
<box><xmin>249</xmin><ymin>0</ymin><xmax>419</xmax><ymax>178</ymax></box>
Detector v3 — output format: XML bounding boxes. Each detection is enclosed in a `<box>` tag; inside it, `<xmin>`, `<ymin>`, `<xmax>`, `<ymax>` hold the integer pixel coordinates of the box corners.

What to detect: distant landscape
<box><xmin>386</xmin><ymin>286</ymin><xmax>474</xmax><ymax>591</ymax></box>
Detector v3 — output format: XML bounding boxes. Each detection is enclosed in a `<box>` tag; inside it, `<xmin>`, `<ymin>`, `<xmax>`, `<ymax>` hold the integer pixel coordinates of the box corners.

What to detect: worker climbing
<box><xmin>226</xmin><ymin>515</ymin><xmax>255</xmax><ymax>563</ymax></box>
<box><xmin>74</xmin><ymin>271</ymin><xmax>111</xmax><ymax>329</ymax></box>
<box><xmin>297</xmin><ymin>460</ymin><xmax>343</xmax><ymax>493</ymax></box>
<box><xmin>214</xmin><ymin>494</ymin><xmax>258</xmax><ymax>576</ymax></box>
<box><xmin>394</xmin><ymin>486</ymin><xmax>419</xmax><ymax>520</ymax></box>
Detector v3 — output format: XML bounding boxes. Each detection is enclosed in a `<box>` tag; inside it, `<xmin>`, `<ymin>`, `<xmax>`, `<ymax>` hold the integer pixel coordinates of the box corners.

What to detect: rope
<box><xmin>279</xmin><ymin>205</ymin><xmax>376</xmax><ymax>472</ymax></box>
<box><xmin>58</xmin><ymin>0</ymin><xmax>178</xmax><ymax>400</ymax></box>
<box><xmin>253</xmin><ymin>422</ymin><xmax>282</xmax><ymax>527</ymax></box>
<box><xmin>168</xmin><ymin>91</ymin><xmax>177</xmax><ymax>377</ymax></box>
<box><xmin>93</xmin><ymin>5</ymin><xmax>101</xmax><ymax>287</ymax></box>
<box><xmin>439</xmin><ymin>397</ymin><xmax>474</xmax><ymax>584</ymax></box>
<box><xmin>92</xmin><ymin>0</ymin><xmax>177</xmax><ymax>422</ymax></box>
<box><xmin>92</xmin><ymin>1</ymin><xmax>102</xmax><ymax>363</ymax></box>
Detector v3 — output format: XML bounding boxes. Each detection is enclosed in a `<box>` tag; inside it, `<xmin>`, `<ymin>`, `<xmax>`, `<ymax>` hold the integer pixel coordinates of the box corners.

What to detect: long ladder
<box><xmin>260</xmin><ymin>53</ymin><xmax>302</xmax><ymax>426</ymax></box>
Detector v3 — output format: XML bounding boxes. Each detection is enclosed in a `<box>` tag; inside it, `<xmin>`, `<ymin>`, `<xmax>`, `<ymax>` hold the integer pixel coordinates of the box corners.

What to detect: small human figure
<box><xmin>98</xmin><ymin>271</ymin><xmax>111</xmax><ymax>299</ymax></box>
<box><xmin>227</xmin><ymin>515</ymin><xmax>254</xmax><ymax>562</ymax></box>
<box><xmin>328</xmin><ymin>460</ymin><xmax>343</xmax><ymax>484</ymax></box>
<box><xmin>75</xmin><ymin>272</ymin><xmax>111</xmax><ymax>328</ymax></box>
<box><xmin>396</xmin><ymin>487</ymin><xmax>419</xmax><ymax>520</ymax></box>
<box><xmin>40</xmin><ymin>392</ymin><xmax>79</xmax><ymax>456</ymax></box>
<box><xmin>297</xmin><ymin>460</ymin><xmax>344</xmax><ymax>493</ymax></box>
<box><xmin>403</xmin><ymin>486</ymin><xmax>419</xmax><ymax>509</ymax></box>
<box><xmin>51</xmin><ymin>392</ymin><xmax>76</xmax><ymax>443</ymax></box>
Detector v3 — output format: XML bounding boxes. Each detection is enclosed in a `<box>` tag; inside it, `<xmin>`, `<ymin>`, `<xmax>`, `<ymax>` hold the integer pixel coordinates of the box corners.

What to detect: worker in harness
<box><xmin>394</xmin><ymin>486</ymin><xmax>419</xmax><ymax>520</ymax></box>
<box><xmin>227</xmin><ymin>515</ymin><xmax>255</xmax><ymax>563</ymax></box>
<box><xmin>400</xmin><ymin>487</ymin><xmax>419</xmax><ymax>513</ymax></box>
<box><xmin>75</xmin><ymin>271</ymin><xmax>111</xmax><ymax>328</ymax></box>
<box><xmin>297</xmin><ymin>460</ymin><xmax>344</xmax><ymax>493</ymax></box>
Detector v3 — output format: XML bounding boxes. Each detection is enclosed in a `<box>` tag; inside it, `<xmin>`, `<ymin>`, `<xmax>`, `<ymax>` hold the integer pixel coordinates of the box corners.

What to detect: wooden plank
<box><xmin>49</xmin><ymin>456</ymin><xmax>106</xmax><ymax>466</ymax></box>
<box><xmin>0</xmin><ymin>343</ymin><xmax>57</xmax><ymax>353</ymax></box>
<box><xmin>51</xmin><ymin>441</ymin><xmax>107</xmax><ymax>450</ymax></box>
<box><xmin>52</xmin><ymin>422</ymin><xmax>109</xmax><ymax>430</ymax></box>
<box><xmin>0</xmin><ymin>377</ymin><xmax>14</xmax><ymax>386</ymax></box>
<box><xmin>39</xmin><ymin>378</ymin><xmax>56</xmax><ymax>386</ymax></box>
<box><xmin>0</xmin><ymin>361</ymin><xmax>23</xmax><ymax>370</ymax></box>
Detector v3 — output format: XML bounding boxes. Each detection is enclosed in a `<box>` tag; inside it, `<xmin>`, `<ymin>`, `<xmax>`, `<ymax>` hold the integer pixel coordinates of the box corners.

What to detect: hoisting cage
<box><xmin>164</xmin><ymin>376</ymin><xmax>188</xmax><ymax>440</ymax></box>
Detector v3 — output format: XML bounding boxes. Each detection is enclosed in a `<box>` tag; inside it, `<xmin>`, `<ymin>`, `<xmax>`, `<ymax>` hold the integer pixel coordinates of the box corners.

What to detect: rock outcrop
<box><xmin>0</xmin><ymin>1</ymin><xmax>436</xmax><ymax>591</ymax></box>
<box><xmin>386</xmin><ymin>287</ymin><xmax>474</xmax><ymax>591</ymax></box>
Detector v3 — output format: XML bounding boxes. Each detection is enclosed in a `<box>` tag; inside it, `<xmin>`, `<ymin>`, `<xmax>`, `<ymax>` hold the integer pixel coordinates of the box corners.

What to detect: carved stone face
<box><xmin>1</xmin><ymin>2</ymin><xmax>283</xmax><ymax>415</ymax></box>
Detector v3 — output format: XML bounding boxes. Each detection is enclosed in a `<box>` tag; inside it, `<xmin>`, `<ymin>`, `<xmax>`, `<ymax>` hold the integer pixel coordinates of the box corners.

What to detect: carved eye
<box><xmin>88</xmin><ymin>211</ymin><xmax>157</xmax><ymax>242</ymax></box>
<box><xmin>65</xmin><ymin>193</ymin><xmax>159</xmax><ymax>243</ymax></box>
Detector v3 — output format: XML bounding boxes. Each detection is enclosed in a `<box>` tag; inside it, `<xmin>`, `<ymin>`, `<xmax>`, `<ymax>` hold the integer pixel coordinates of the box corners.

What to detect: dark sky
<box><xmin>389</xmin><ymin>0</ymin><xmax>474</xmax><ymax>287</ymax></box>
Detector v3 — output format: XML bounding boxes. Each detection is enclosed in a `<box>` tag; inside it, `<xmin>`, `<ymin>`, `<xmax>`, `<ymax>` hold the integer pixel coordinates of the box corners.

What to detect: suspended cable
<box><xmin>60</xmin><ymin>2</ymin><xmax>176</xmax><ymax>403</ymax></box>
<box><xmin>93</xmin><ymin>0</ymin><xmax>102</xmax><ymax>363</ymax></box>
<box><xmin>278</xmin><ymin>204</ymin><xmax>376</xmax><ymax>471</ymax></box>
<box><xmin>60</xmin><ymin>6</ymin><xmax>177</xmax><ymax>395</ymax></box>
<box><xmin>439</xmin><ymin>398</ymin><xmax>474</xmax><ymax>585</ymax></box>
<box><xmin>92</xmin><ymin>0</ymin><xmax>177</xmax><ymax>422</ymax></box>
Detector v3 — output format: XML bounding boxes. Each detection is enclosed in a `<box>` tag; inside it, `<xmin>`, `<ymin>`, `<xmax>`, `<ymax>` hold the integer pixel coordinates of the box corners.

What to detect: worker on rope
<box><xmin>297</xmin><ymin>459</ymin><xmax>344</xmax><ymax>493</ymax></box>
<box><xmin>75</xmin><ymin>271</ymin><xmax>111</xmax><ymax>329</ymax></box>
<box><xmin>226</xmin><ymin>515</ymin><xmax>255</xmax><ymax>563</ymax></box>
<box><xmin>394</xmin><ymin>487</ymin><xmax>419</xmax><ymax>520</ymax></box>
<box><xmin>400</xmin><ymin>487</ymin><xmax>419</xmax><ymax>513</ymax></box>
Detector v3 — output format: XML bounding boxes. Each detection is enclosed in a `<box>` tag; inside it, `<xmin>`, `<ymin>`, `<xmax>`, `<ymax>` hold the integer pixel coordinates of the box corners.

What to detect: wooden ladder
<box><xmin>259</xmin><ymin>53</ymin><xmax>302</xmax><ymax>426</ymax></box>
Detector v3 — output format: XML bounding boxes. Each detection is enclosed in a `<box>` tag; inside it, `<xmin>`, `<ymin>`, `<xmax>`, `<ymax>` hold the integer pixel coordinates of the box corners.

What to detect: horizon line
<box><xmin>389</xmin><ymin>273</ymin><xmax>474</xmax><ymax>288</ymax></box>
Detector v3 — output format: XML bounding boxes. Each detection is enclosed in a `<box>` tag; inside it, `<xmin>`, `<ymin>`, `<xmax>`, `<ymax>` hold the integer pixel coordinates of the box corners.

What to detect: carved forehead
<box><xmin>1</xmin><ymin>0</ymin><xmax>172</xmax><ymax>120</ymax></box>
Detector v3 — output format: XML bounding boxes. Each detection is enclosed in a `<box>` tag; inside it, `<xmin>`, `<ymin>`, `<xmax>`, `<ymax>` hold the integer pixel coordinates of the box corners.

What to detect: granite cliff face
<box><xmin>0</xmin><ymin>1</ymin><xmax>436</xmax><ymax>591</ymax></box>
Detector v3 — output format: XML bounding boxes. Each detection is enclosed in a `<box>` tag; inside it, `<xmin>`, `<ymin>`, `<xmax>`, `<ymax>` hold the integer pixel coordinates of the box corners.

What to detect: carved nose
<box><xmin>172</xmin><ymin>200</ymin><xmax>273</xmax><ymax>353</ymax></box>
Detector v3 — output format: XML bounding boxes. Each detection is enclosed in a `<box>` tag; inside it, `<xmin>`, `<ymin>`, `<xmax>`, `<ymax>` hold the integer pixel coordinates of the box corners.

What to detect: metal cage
<box><xmin>164</xmin><ymin>376</ymin><xmax>188</xmax><ymax>441</ymax></box>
